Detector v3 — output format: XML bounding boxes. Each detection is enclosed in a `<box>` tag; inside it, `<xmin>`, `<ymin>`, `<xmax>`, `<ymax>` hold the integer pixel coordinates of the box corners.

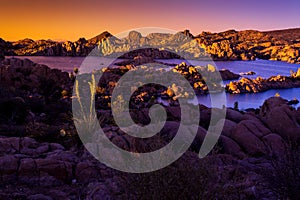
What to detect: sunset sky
<box><xmin>1</xmin><ymin>0</ymin><xmax>299</xmax><ymax>41</ymax></box>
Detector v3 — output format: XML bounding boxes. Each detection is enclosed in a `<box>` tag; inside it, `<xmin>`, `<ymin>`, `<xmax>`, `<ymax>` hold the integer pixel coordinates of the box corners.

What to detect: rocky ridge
<box><xmin>1</xmin><ymin>28</ymin><xmax>300</xmax><ymax>63</ymax></box>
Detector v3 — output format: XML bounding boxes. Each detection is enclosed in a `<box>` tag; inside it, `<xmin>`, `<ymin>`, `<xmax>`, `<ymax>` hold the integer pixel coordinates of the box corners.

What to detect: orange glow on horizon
<box><xmin>1</xmin><ymin>0</ymin><xmax>299</xmax><ymax>41</ymax></box>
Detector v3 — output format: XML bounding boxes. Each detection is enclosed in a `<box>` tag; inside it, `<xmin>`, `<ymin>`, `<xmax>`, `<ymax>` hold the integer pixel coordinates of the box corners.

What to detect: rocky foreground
<box><xmin>0</xmin><ymin>58</ymin><xmax>299</xmax><ymax>199</ymax></box>
<box><xmin>1</xmin><ymin>28</ymin><xmax>300</xmax><ymax>63</ymax></box>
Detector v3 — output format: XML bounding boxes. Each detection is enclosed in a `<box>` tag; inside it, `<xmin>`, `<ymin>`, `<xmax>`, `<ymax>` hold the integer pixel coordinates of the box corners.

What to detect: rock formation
<box><xmin>226</xmin><ymin>73</ymin><xmax>300</xmax><ymax>94</ymax></box>
<box><xmin>1</xmin><ymin>28</ymin><xmax>300</xmax><ymax>63</ymax></box>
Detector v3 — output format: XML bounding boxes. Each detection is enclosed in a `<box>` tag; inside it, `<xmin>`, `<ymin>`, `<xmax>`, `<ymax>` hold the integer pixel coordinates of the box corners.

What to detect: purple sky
<box><xmin>1</xmin><ymin>0</ymin><xmax>299</xmax><ymax>40</ymax></box>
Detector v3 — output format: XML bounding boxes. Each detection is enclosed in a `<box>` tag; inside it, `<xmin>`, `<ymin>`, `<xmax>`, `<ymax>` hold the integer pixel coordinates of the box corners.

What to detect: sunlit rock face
<box><xmin>96</xmin><ymin>30</ymin><xmax>206</xmax><ymax>59</ymax></box>
<box><xmin>1</xmin><ymin>28</ymin><xmax>300</xmax><ymax>62</ymax></box>
<box><xmin>226</xmin><ymin>71</ymin><xmax>300</xmax><ymax>94</ymax></box>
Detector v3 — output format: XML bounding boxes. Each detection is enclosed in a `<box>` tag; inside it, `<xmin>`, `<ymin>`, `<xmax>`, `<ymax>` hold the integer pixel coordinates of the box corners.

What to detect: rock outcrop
<box><xmin>260</xmin><ymin>97</ymin><xmax>300</xmax><ymax>142</ymax></box>
<box><xmin>3</xmin><ymin>31</ymin><xmax>112</xmax><ymax>56</ymax></box>
<box><xmin>164</xmin><ymin>104</ymin><xmax>297</xmax><ymax>158</ymax></box>
<box><xmin>0</xmin><ymin>96</ymin><xmax>299</xmax><ymax>199</ymax></box>
<box><xmin>0</xmin><ymin>135</ymin><xmax>274</xmax><ymax>199</ymax></box>
<box><xmin>220</xmin><ymin>69</ymin><xmax>240</xmax><ymax>80</ymax></box>
<box><xmin>0</xmin><ymin>58</ymin><xmax>71</xmax><ymax>96</ymax></box>
<box><xmin>195</xmin><ymin>29</ymin><xmax>300</xmax><ymax>63</ymax></box>
<box><xmin>226</xmin><ymin>73</ymin><xmax>300</xmax><ymax>94</ymax></box>
<box><xmin>239</xmin><ymin>71</ymin><xmax>256</xmax><ymax>76</ymax></box>
<box><xmin>1</xmin><ymin>28</ymin><xmax>300</xmax><ymax>63</ymax></box>
<box><xmin>0</xmin><ymin>58</ymin><xmax>299</xmax><ymax>199</ymax></box>
<box><xmin>0</xmin><ymin>58</ymin><xmax>73</xmax><ymax>139</ymax></box>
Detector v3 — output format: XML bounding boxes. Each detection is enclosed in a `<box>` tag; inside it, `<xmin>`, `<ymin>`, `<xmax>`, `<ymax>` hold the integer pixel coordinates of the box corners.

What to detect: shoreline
<box><xmin>6</xmin><ymin>55</ymin><xmax>300</xmax><ymax>64</ymax></box>
<box><xmin>2</xmin><ymin>57</ymin><xmax>300</xmax><ymax>109</ymax></box>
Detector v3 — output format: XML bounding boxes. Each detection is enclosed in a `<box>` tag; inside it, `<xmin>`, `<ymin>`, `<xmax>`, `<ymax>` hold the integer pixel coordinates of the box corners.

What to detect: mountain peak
<box><xmin>88</xmin><ymin>31</ymin><xmax>113</xmax><ymax>44</ymax></box>
<box><xmin>181</xmin><ymin>29</ymin><xmax>194</xmax><ymax>38</ymax></box>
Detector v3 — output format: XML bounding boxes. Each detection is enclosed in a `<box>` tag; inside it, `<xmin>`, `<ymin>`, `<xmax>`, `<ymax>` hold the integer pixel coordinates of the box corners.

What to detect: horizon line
<box><xmin>2</xmin><ymin>26</ymin><xmax>300</xmax><ymax>42</ymax></box>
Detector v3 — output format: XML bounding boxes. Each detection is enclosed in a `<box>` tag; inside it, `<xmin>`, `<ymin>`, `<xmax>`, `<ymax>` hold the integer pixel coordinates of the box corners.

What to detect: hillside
<box><xmin>1</xmin><ymin>28</ymin><xmax>300</xmax><ymax>63</ymax></box>
<box><xmin>264</xmin><ymin>28</ymin><xmax>300</xmax><ymax>43</ymax></box>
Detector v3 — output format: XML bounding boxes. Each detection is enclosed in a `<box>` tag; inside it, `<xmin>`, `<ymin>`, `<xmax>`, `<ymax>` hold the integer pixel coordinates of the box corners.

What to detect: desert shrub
<box><xmin>125</xmin><ymin>153</ymin><xmax>253</xmax><ymax>199</ymax></box>
<box><xmin>261</xmin><ymin>144</ymin><xmax>300</xmax><ymax>200</ymax></box>
<box><xmin>125</xmin><ymin>153</ymin><xmax>215</xmax><ymax>199</ymax></box>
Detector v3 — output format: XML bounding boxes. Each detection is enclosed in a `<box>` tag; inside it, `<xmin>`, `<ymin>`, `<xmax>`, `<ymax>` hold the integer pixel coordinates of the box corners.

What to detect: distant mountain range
<box><xmin>1</xmin><ymin>28</ymin><xmax>300</xmax><ymax>63</ymax></box>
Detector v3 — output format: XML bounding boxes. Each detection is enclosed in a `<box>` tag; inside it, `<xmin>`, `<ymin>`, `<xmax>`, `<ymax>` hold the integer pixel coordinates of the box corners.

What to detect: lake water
<box><xmin>6</xmin><ymin>56</ymin><xmax>300</xmax><ymax>109</ymax></box>
<box><xmin>191</xmin><ymin>88</ymin><xmax>300</xmax><ymax>109</ymax></box>
<box><xmin>157</xmin><ymin>59</ymin><xmax>300</xmax><ymax>79</ymax></box>
<box><xmin>157</xmin><ymin>59</ymin><xmax>300</xmax><ymax>109</ymax></box>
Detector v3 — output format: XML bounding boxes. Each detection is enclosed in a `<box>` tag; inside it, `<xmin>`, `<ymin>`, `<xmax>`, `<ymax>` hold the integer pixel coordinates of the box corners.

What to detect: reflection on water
<box><xmin>158</xmin><ymin>59</ymin><xmax>300</xmax><ymax>109</ymax></box>
<box><xmin>159</xmin><ymin>88</ymin><xmax>300</xmax><ymax>109</ymax></box>
<box><xmin>7</xmin><ymin>56</ymin><xmax>86</xmax><ymax>72</ymax></box>
<box><xmin>157</xmin><ymin>59</ymin><xmax>300</xmax><ymax>79</ymax></box>
<box><xmin>6</xmin><ymin>56</ymin><xmax>124</xmax><ymax>72</ymax></box>
<box><xmin>187</xmin><ymin>88</ymin><xmax>300</xmax><ymax>109</ymax></box>
<box><xmin>8</xmin><ymin>56</ymin><xmax>300</xmax><ymax>78</ymax></box>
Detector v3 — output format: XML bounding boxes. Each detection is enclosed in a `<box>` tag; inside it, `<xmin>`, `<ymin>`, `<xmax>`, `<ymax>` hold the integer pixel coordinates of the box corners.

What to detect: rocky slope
<box><xmin>1</xmin><ymin>28</ymin><xmax>300</xmax><ymax>63</ymax></box>
<box><xmin>194</xmin><ymin>29</ymin><xmax>300</xmax><ymax>63</ymax></box>
<box><xmin>264</xmin><ymin>28</ymin><xmax>300</xmax><ymax>43</ymax></box>
<box><xmin>0</xmin><ymin>58</ymin><xmax>74</xmax><ymax>143</ymax></box>
<box><xmin>0</xmin><ymin>58</ymin><xmax>299</xmax><ymax>199</ymax></box>
<box><xmin>1</xmin><ymin>31</ymin><xmax>112</xmax><ymax>57</ymax></box>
